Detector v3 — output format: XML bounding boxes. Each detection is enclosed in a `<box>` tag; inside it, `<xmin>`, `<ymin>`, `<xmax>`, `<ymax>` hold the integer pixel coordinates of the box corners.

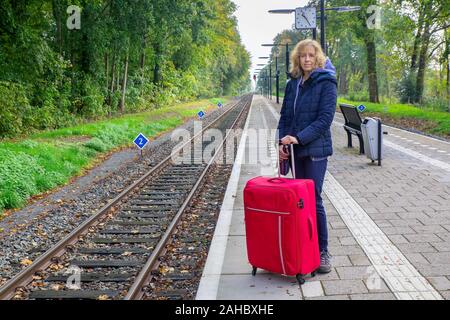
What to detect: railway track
<box><xmin>143</xmin><ymin>163</ymin><xmax>233</xmax><ymax>300</ymax></box>
<box><xmin>0</xmin><ymin>94</ymin><xmax>253</xmax><ymax>300</ymax></box>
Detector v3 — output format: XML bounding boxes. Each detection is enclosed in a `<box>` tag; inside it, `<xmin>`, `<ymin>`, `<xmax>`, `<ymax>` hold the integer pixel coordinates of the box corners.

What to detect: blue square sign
<box><xmin>217</xmin><ymin>102</ymin><xmax>223</xmax><ymax>108</ymax></box>
<box><xmin>198</xmin><ymin>110</ymin><xmax>205</xmax><ymax>119</ymax></box>
<box><xmin>134</xmin><ymin>133</ymin><xmax>149</xmax><ymax>149</ymax></box>
<box><xmin>357</xmin><ymin>104</ymin><xmax>366</xmax><ymax>112</ymax></box>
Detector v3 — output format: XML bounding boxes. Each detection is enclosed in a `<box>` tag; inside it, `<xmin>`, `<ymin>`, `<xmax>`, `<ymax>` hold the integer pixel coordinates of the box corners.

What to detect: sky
<box><xmin>231</xmin><ymin>0</ymin><xmax>310</xmax><ymax>87</ymax></box>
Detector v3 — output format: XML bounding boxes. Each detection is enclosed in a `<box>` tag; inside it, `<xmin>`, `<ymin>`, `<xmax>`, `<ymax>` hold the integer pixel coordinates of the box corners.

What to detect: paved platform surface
<box><xmin>197</xmin><ymin>95</ymin><xmax>450</xmax><ymax>300</ymax></box>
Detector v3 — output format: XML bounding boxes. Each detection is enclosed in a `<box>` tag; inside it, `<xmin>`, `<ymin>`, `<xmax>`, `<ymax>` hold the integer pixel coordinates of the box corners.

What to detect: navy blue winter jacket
<box><xmin>277</xmin><ymin>68</ymin><xmax>337</xmax><ymax>158</ymax></box>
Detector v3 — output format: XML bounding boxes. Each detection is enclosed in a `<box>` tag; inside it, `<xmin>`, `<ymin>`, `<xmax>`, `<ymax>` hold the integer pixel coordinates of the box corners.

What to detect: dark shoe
<box><xmin>317</xmin><ymin>250</ymin><xmax>332</xmax><ymax>274</ymax></box>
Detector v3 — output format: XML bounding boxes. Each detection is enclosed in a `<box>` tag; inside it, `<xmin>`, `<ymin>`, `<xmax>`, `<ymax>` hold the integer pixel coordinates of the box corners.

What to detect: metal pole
<box><xmin>263</xmin><ymin>72</ymin><xmax>265</xmax><ymax>98</ymax></box>
<box><xmin>261</xmin><ymin>71</ymin><xmax>266</xmax><ymax>96</ymax></box>
<box><xmin>285</xmin><ymin>43</ymin><xmax>290</xmax><ymax>80</ymax></box>
<box><xmin>312</xmin><ymin>28</ymin><xmax>317</xmax><ymax>40</ymax></box>
<box><xmin>262</xmin><ymin>72</ymin><xmax>264</xmax><ymax>97</ymax></box>
<box><xmin>260</xmin><ymin>73</ymin><xmax>263</xmax><ymax>96</ymax></box>
<box><xmin>276</xmin><ymin>56</ymin><xmax>279</xmax><ymax>104</ymax></box>
<box><xmin>378</xmin><ymin>118</ymin><xmax>382</xmax><ymax>166</ymax></box>
<box><xmin>269</xmin><ymin>62</ymin><xmax>272</xmax><ymax>100</ymax></box>
<box><xmin>320</xmin><ymin>0</ymin><xmax>326</xmax><ymax>55</ymax></box>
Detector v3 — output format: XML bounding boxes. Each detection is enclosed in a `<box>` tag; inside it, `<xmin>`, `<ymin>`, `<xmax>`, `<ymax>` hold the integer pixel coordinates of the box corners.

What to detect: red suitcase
<box><xmin>243</xmin><ymin>144</ymin><xmax>320</xmax><ymax>285</ymax></box>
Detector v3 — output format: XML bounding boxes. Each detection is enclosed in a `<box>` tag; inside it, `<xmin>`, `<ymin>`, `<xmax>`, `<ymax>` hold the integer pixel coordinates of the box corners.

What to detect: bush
<box><xmin>0</xmin><ymin>150</ymin><xmax>42</xmax><ymax>210</ymax></box>
<box><xmin>346</xmin><ymin>71</ymin><xmax>369</xmax><ymax>101</ymax></box>
<box><xmin>83</xmin><ymin>124</ymin><xmax>129</xmax><ymax>152</ymax></box>
<box><xmin>396</xmin><ymin>71</ymin><xmax>417</xmax><ymax>104</ymax></box>
<box><xmin>0</xmin><ymin>80</ymin><xmax>76</xmax><ymax>138</ymax></box>
<box><xmin>421</xmin><ymin>96</ymin><xmax>448</xmax><ymax>112</ymax></box>
<box><xmin>0</xmin><ymin>81</ymin><xmax>33</xmax><ymax>137</ymax></box>
<box><xmin>34</xmin><ymin>80</ymin><xmax>75</xmax><ymax>130</ymax></box>
<box><xmin>0</xmin><ymin>139</ymin><xmax>94</xmax><ymax>212</ymax></box>
<box><xmin>84</xmin><ymin>137</ymin><xmax>107</xmax><ymax>152</ymax></box>
<box><xmin>80</xmin><ymin>76</ymin><xmax>107</xmax><ymax>118</ymax></box>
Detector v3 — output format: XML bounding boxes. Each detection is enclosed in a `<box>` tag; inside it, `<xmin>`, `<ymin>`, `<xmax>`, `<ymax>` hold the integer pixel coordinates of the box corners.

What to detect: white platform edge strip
<box><xmin>195</xmin><ymin>98</ymin><xmax>253</xmax><ymax>300</ymax></box>
<box><xmin>265</xmin><ymin>100</ymin><xmax>443</xmax><ymax>300</ymax></box>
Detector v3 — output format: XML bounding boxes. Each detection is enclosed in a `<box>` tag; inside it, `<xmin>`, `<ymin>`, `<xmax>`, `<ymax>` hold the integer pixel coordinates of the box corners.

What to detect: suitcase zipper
<box><xmin>246</xmin><ymin>207</ymin><xmax>290</xmax><ymax>215</ymax></box>
<box><xmin>278</xmin><ymin>216</ymin><xmax>286</xmax><ymax>275</ymax></box>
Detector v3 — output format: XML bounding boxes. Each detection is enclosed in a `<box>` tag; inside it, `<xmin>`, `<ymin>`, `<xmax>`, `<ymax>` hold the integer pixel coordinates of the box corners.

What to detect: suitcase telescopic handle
<box><xmin>277</xmin><ymin>141</ymin><xmax>296</xmax><ymax>179</ymax></box>
<box><xmin>290</xmin><ymin>143</ymin><xmax>296</xmax><ymax>179</ymax></box>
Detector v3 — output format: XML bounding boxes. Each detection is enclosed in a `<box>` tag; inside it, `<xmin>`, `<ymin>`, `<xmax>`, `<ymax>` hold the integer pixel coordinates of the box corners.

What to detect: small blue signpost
<box><xmin>357</xmin><ymin>104</ymin><xmax>366</xmax><ymax>112</ymax></box>
<box><xmin>134</xmin><ymin>133</ymin><xmax>149</xmax><ymax>158</ymax></box>
<box><xmin>217</xmin><ymin>102</ymin><xmax>223</xmax><ymax>108</ymax></box>
<box><xmin>198</xmin><ymin>110</ymin><xmax>205</xmax><ymax>119</ymax></box>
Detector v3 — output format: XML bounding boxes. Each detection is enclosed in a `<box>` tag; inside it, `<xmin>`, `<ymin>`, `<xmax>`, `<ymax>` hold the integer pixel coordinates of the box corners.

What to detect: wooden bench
<box><xmin>339</xmin><ymin>104</ymin><xmax>365</xmax><ymax>154</ymax></box>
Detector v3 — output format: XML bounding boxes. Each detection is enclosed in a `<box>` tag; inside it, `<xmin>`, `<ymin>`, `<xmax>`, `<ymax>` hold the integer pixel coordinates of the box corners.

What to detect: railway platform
<box><xmin>196</xmin><ymin>95</ymin><xmax>450</xmax><ymax>300</ymax></box>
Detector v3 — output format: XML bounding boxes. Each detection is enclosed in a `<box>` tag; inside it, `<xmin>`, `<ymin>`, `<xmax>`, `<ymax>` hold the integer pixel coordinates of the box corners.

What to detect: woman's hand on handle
<box><xmin>280</xmin><ymin>135</ymin><xmax>299</xmax><ymax>145</ymax></box>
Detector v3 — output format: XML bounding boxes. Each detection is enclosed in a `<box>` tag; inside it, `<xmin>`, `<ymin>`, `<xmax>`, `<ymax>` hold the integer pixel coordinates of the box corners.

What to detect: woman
<box><xmin>277</xmin><ymin>39</ymin><xmax>337</xmax><ymax>274</ymax></box>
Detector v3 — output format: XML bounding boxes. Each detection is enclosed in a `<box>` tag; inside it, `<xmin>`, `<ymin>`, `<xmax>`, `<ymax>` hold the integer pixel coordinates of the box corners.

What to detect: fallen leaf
<box><xmin>50</xmin><ymin>284</ymin><xmax>64</xmax><ymax>291</ymax></box>
<box><xmin>37</xmin><ymin>231</ymin><xmax>47</xmax><ymax>237</ymax></box>
<box><xmin>49</xmin><ymin>264</ymin><xmax>64</xmax><ymax>271</ymax></box>
<box><xmin>13</xmin><ymin>293</ymin><xmax>23</xmax><ymax>299</ymax></box>
<box><xmin>20</xmin><ymin>259</ymin><xmax>33</xmax><ymax>266</ymax></box>
<box><xmin>160</xmin><ymin>266</ymin><xmax>174</xmax><ymax>275</ymax></box>
<box><xmin>31</xmin><ymin>281</ymin><xmax>45</xmax><ymax>287</ymax></box>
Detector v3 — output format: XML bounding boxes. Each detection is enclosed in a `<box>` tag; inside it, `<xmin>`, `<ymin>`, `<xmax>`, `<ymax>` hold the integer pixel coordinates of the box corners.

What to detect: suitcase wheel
<box><xmin>311</xmin><ymin>271</ymin><xmax>316</xmax><ymax>277</ymax></box>
<box><xmin>296</xmin><ymin>274</ymin><xmax>305</xmax><ymax>285</ymax></box>
<box><xmin>252</xmin><ymin>267</ymin><xmax>257</xmax><ymax>276</ymax></box>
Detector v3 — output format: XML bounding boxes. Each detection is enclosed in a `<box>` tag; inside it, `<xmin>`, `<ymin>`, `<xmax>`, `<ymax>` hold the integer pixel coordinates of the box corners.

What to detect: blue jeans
<box><xmin>293</xmin><ymin>156</ymin><xmax>329</xmax><ymax>252</ymax></box>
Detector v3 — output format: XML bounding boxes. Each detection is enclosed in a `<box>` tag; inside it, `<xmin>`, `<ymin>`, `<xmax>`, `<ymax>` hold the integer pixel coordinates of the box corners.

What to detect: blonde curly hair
<box><xmin>290</xmin><ymin>39</ymin><xmax>326</xmax><ymax>79</ymax></box>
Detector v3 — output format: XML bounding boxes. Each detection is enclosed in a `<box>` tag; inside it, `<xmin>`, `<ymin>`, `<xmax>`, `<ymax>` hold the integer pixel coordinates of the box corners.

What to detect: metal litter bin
<box><xmin>361</xmin><ymin>117</ymin><xmax>383</xmax><ymax>166</ymax></box>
